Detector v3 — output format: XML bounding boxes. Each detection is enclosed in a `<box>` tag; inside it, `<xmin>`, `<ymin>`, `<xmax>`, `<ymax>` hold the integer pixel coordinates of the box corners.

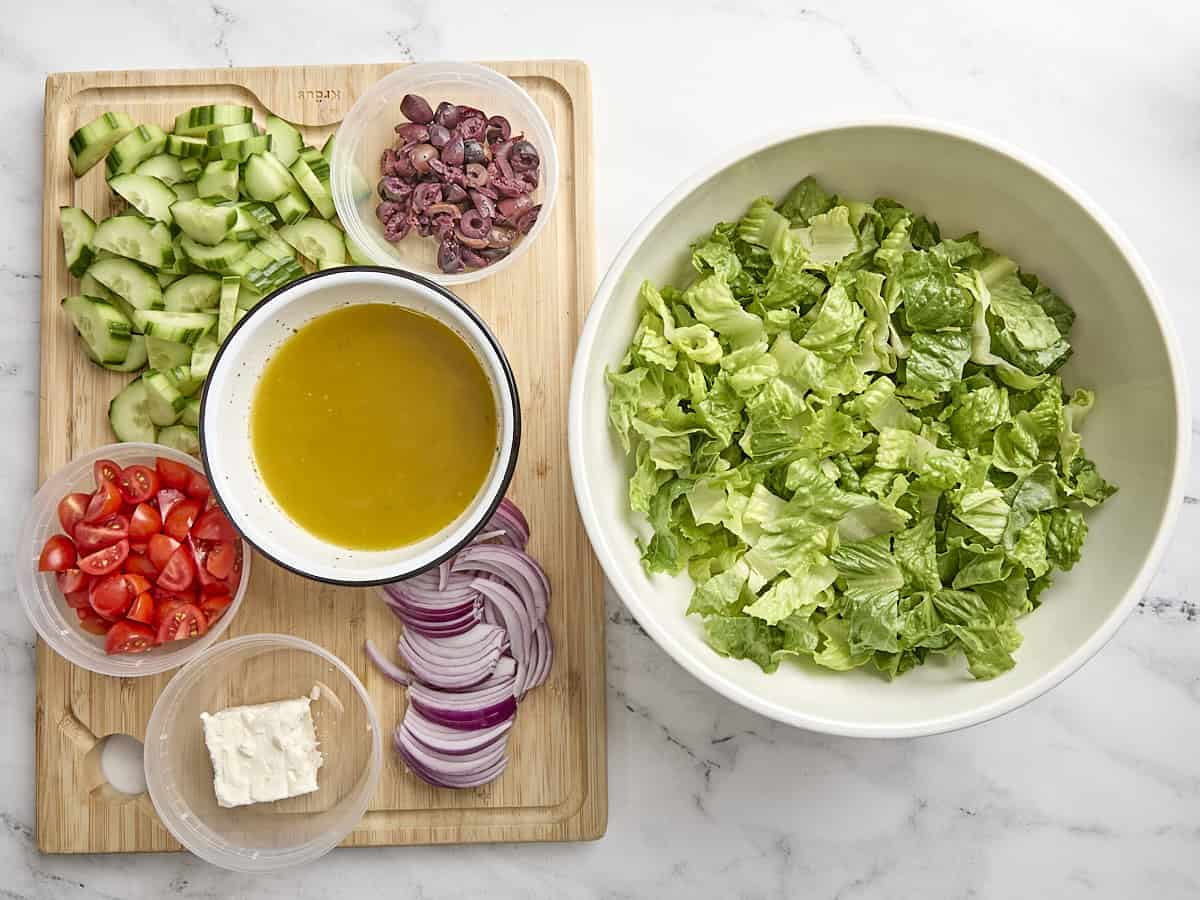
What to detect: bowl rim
<box><xmin>568</xmin><ymin>115</ymin><xmax>1191</xmax><ymax>739</ymax></box>
<box><xmin>199</xmin><ymin>265</ymin><xmax>522</xmax><ymax>586</ymax></box>
<box><xmin>330</xmin><ymin>60</ymin><xmax>559</xmax><ymax>287</ymax></box>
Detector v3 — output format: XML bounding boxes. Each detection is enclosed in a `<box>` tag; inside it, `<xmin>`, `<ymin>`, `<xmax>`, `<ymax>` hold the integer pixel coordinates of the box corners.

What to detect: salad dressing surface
<box><xmin>251</xmin><ymin>303</ymin><xmax>497</xmax><ymax>550</ymax></box>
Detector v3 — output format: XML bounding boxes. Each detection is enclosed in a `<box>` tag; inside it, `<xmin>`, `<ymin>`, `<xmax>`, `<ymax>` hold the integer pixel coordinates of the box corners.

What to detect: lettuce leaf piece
<box><xmin>779</xmin><ymin>175</ymin><xmax>835</xmax><ymax>225</ymax></box>
<box><xmin>893</xmin><ymin>251</ymin><xmax>974</xmax><ymax>330</ymax></box>
<box><xmin>906</xmin><ymin>331</ymin><xmax>971</xmax><ymax>393</ymax></box>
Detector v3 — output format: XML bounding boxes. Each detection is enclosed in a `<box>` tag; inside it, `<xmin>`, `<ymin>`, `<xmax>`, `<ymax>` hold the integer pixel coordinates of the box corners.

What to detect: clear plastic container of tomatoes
<box><xmin>16</xmin><ymin>443</ymin><xmax>251</xmax><ymax>677</ymax></box>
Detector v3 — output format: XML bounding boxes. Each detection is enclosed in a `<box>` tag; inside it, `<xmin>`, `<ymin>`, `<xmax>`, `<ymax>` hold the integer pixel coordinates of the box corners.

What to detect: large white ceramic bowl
<box><xmin>201</xmin><ymin>267</ymin><xmax>520</xmax><ymax>585</ymax></box>
<box><xmin>569</xmin><ymin>120</ymin><xmax>1188</xmax><ymax>738</ymax></box>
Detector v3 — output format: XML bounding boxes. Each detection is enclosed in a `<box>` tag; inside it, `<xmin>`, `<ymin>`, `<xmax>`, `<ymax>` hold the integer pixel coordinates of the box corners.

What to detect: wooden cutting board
<box><xmin>35</xmin><ymin>61</ymin><xmax>606</xmax><ymax>852</ymax></box>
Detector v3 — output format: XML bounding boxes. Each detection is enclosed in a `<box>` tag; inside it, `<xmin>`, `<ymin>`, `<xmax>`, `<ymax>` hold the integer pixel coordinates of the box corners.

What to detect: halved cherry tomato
<box><xmin>117</xmin><ymin>464</ymin><xmax>160</xmax><ymax>505</ymax></box>
<box><xmin>127</xmin><ymin>591</ymin><xmax>155</xmax><ymax>625</ymax></box>
<box><xmin>106</xmin><ymin>620</ymin><xmax>156</xmax><ymax>654</ymax></box>
<box><xmin>185</xmin><ymin>470</ymin><xmax>211</xmax><ymax>501</ymax></box>
<box><xmin>148</xmin><ymin>533</ymin><xmax>181</xmax><ymax>572</ymax></box>
<box><xmin>124</xmin><ymin>573</ymin><xmax>153</xmax><ymax>596</ymax></box>
<box><xmin>157</xmin><ymin>547</ymin><xmax>196</xmax><ymax>591</ymax></box>
<box><xmin>156</xmin><ymin>602</ymin><xmax>208</xmax><ymax>643</ymax></box>
<box><xmin>164</xmin><ymin>498</ymin><xmax>203</xmax><ymax>542</ymax></box>
<box><xmin>129</xmin><ymin>502</ymin><xmax>162</xmax><ymax>542</ymax></box>
<box><xmin>157</xmin><ymin>488</ymin><xmax>186</xmax><ymax>521</ymax></box>
<box><xmin>199</xmin><ymin>592</ymin><xmax>232</xmax><ymax>625</ymax></box>
<box><xmin>83</xmin><ymin>481</ymin><xmax>123</xmax><ymax>524</ymax></box>
<box><xmin>154</xmin><ymin>585</ymin><xmax>198</xmax><ymax>609</ymax></box>
<box><xmin>78</xmin><ymin>539</ymin><xmax>129</xmax><ymax>576</ymax></box>
<box><xmin>93</xmin><ymin>458</ymin><xmax>122</xmax><ymax>489</ymax></box>
<box><xmin>56</xmin><ymin>568</ymin><xmax>88</xmax><ymax>594</ymax></box>
<box><xmin>153</xmin><ymin>596</ymin><xmax>188</xmax><ymax>627</ymax></box>
<box><xmin>191</xmin><ymin>507</ymin><xmax>237</xmax><ymax>542</ymax></box>
<box><xmin>57</xmin><ymin>492</ymin><xmax>90</xmax><ymax>534</ymax></box>
<box><xmin>124</xmin><ymin>552</ymin><xmax>158</xmax><ymax>579</ymax></box>
<box><xmin>204</xmin><ymin>541</ymin><xmax>236</xmax><ymax>579</ymax></box>
<box><xmin>88</xmin><ymin>572</ymin><xmax>132</xmax><ymax>620</ymax></box>
<box><xmin>65</xmin><ymin>589</ymin><xmax>91</xmax><ymax>609</ymax></box>
<box><xmin>38</xmin><ymin>534</ymin><xmax>77</xmax><ymax>571</ymax></box>
<box><xmin>74</xmin><ymin>514</ymin><xmax>129</xmax><ymax>554</ymax></box>
<box><xmin>155</xmin><ymin>457</ymin><xmax>192</xmax><ymax>491</ymax></box>
<box><xmin>78</xmin><ymin>609</ymin><xmax>111</xmax><ymax>636</ymax></box>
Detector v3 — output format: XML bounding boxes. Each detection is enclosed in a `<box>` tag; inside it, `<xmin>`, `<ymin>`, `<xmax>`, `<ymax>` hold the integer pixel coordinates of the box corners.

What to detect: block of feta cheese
<box><xmin>200</xmin><ymin>696</ymin><xmax>324</xmax><ymax>808</ymax></box>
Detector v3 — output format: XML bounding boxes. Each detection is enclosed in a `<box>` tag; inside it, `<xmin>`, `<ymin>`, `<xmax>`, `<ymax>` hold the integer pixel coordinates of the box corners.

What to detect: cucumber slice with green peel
<box><xmin>164</xmin><ymin>272</ymin><xmax>222</xmax><ymax>311</ymax></box>
<box><xmin>179</xmin><ymin>158</ymin><xmax>204</xmax><ymax>181</ymax></box>
<box><xmin>345</xmin><ymin>235</ymin><xmax>374</xmax><ymax>266</ymax></box>
<box><xmin>243</xmin><ymin>256</ymin><xmax>305</xmax><ymax>294</ymax></box>
<box><xmin>100</xmin><ymin>333</ymin><xmax>149</xmax><ymax>373</ymax></box>
<box><xmin>134</xmin><ymin>154</ymin><xmax>188</xmax><ymax>185</ymax></box>
<box><xmin>109</xmin><ymin>377</ymin><xmax>157</xmax><ymax>443</ymax></box>
<box><xmin>80</xmin><ymin>271</ymin><xmax>118</xmax><ymax>304</ymax></box>
<box><xmin>157</xmin><ymin>424</ymin><xmax>201</xmax><ymax>455</ymax></box>
<box><xmin>108</xmin><ymin>174</ymin><xmax>177</xmax><ymax>224</ymax></box>
<box><xmin>224</xmin><ymin>205</ymin><xmax>264</xmax><ymax>242</ymax></box>
<box><xmin>69</xmin><ymin>112</ymin><xmax>137</xmax><ymax>176</ymax></box>
<box><xmin>156</xmin><ymin>271</ymin><xmax>180</xmax><ymax>288</ymax></box>
<box><xmin>244</xmin><ymin>151</ymin><xmax>300</xmax><ymax>203</ymax></box>
<box><xmin>93</xmin><ymin>216</ymin><xmax>175</xmax><ymax>269</ymax></box>
<box><xmin>171</xmin><ymin>181</ymin><xmax>199</xmax><ymax>203</ymax></box>
<box><xmin>143</xmin><ymin>370</ymin><xmax>186</xmax><ymax>426</ymax></box>
<box><xmin>190</xmin><ymin>333</ymin><xmax>219</xmax><ymax>381</ymax></box>
<box><xmin>289</xmin><ymin>157</ymin><xmax>335</xmax><ymax>218</ymax></box>
<box><xmin>279</xmin><ymin>219</ymin><xmax>345</xmax><ymax>266</ymax></box>
<box><xmin>235</xmin><ymin>284</ymin><xmax>265</xmax><ymax>311</ymax></box>
<box><xmin>256</xmin><ymin>232</ymin><xmax>295</xmax><ymax>261</ymax></box>
<box><xmin>234</xmin><ymin>307</ymin><xmax>250</xmax><ymax>326</ymax></box>
<box><xmin>220</xmin><ymin>135</ymin><xmax>272</xmax><ymax>162</ymax></box>
<box><xmin>272</xmin><ymin>190</ymin><xmax>311</xmax><ymax>225</ymax></box>
<box><xmin>218</xmin><ymin>276</ymin><xmax>240</xmax><ymax>342</ymax></box>
<box><xmin>62</xmin><ymin>296</ymin><xmax>133</xmax><ymax>364</ymax></box>
<box><xmin>221</xmin><ymin>254</ymin><xmax>256</xmax><ymax>277</ymax></box>
<box><xmin>180</xmin><ymin>397</ymin><xmax>202</xmax><ymax>428</ymax></box>
<box><xmin>205</xmin><ymin>123</ymin><xmax>260</xmax><ymax>146</ymax></box>
<box><xmin>197</xmin><ymin>160</ymin><xmax>240</xmax><ymax>201</ymax></box>
<box><xmin>179</xmin><ymin>235</ymin><xmax>250</xmax><ymax>272</ymax></box>
<box><xmin>132</xmin><ymin>310</ymin><xmax>217</xmax><ymax>344</ymax></box>
<box><xmin>158</xmin><ymin>235</ymin><xmax>193</xmax><ymax>276</ymax></box>
<box><xmin>298</xmin><ymin>147</ymin><xmax>331</xmax><ymax>182</ymax></box>
<box><xmin>320</xmin><ymin>133</ymin><xmax>336</xmax><ymax>162</ymax></box>
<box><xmin>172</xmin><ymin>199</ymin><xmax>237</xmax><ymax>246</ymax></box>
<box><xmin>174</xmin><ymin>104</ymin><xmax>253</xmax><ymax>138</ymax></box>
<box><xmin>165</xmin><ymin>135</ymin><xmax>213</xmax><ymax>160</ymax></box>
<box><xmin>162</xmin><ymin>364</ymin><xmax>204</xmax><ymax>397</ymax></box>
<box><xmin>59</xmin><ymin>207</ymin><xmax>97</xmax><ymax>277</ymax></box>
<box><xmin>105</xmin><ymin>125</ymin><xmax>168</xmax><ymax>177</ymax></box>
<box><xmin>145</xmin><ymin>335</ymin><xmax>193</xmax><ymax>371</ymax></box>
<box><xmin>265</xmin><ymin>115</ymin><xmax>303</xmax><ymax>167</ymax></box>
<box><xmin>87</xmin><ymin>257</ymin><xmax>164</xmax><ymax>311</ymax></box>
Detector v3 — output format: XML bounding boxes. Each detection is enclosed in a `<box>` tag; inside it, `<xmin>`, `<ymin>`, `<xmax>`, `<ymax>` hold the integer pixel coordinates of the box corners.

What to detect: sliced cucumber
<box><xmin>87</xmin><ymin>257</ymin><xmax>164</xmax><ymax>311</ymax></box>
<box><xmin>265</xmin><ymin>115</ymin><xmax>303</xmax><ymax>166</ymax></box>
<box><xmin>179</xmin><ymin>158</ymin><xmax>204</xmax><ymax>182</ymax></box>
<box><xmin>108</xmin><ymin>174</ymin><xmax>177</xmax><ymax>224</ymax></box>
<box><xmin>173</xmin><ymin>199</ymin><xmax>237</xmax><ymax>246</ymax></box>
<box><xmin>190</xmin><ymin>332</ymin><xmax>219</xmax><ymax>381</ymax></box>
<box><xmin>69</xmin><ymin>112</ymin><xmax>136</xmax><ymax>176</ymax></box>
<box><xmin>171</xmin><ymin>181</ymin><xmax>199</xmax><ymax>202</ymax></box>
<box><xmin>220</xmin><ymin>135</ymin><xmax>271</xmax><ymax>162</ymax></box>
<box><xmin>134</xmin><ymin>154</ymin><xmax>188</xmax><ymax>185</ymax></box>
<box><xmin>156</xmin><ymin>271</ymin><xmax>180</xmax><ymax>288</ymax></box>
<box><xmin>101</xmin><ymin>334</ymin><xmax>149</xmax><ymax>373</ymax></box>
<box><xmin>80</xmin><ymin>271</ymin><xmax>118</xmax><ymax>304</ymax></box>
<box><xmin>59</xmin><ymin>207</ymin><xmax>97</xmax><ymax>277</ymax></box>
<box><xmin>132</xmin><ymin>310</ymin><xmax>217</xmax><ymax>344</ymax></box>
<box><xmin>236</xmin><ymin>284</ymin><xmax>265</xmax><ymax>311</ymax></box>
<box><xmin>320</xmin><ymin>133</ymin><xmax>336</xmax><ymax>162</ymax></box>
<box><xmin>145</xmin><ymin>335</ymin><xmax>193</xmax><ymax>371</ymax></box>
<box><xmin>289</xmin><ymin>157</ymin><xmax>335</xmax><ymax>218</ymax></box>
<box><xmin>159</xmin><ymin>235</ymin><xmax>193</xmax><ymax>276</ymax></box>
<box><xmin>109</xmin><ymin>377</ymin><xmax>157</xmax><ymax>443</ymax></box>
<box><xmin>345</xmin><ymin>235</ymin><xmax>374</xmax><ymax>266</ymax></box>
<box><xmin>180</xmin><ymin>397</ymin><xmax>202</xmax><ymax>428</ymax></box>
<box><xmin>164</xmin><ymin>273</ymin><xmax>221</xmax><ymax>311</ymax></box>
<box><xmin>197</xmin><ymin>160</ymin><xmax>240</xmax><ymax>202</ymax></box>
<box><xmin>179</xmin><ymin>235</ymin><xmax>250</xmax><ymax>272</ymax></box>
<box><xmin>205</xmin><ymin>123</ymin><xmax>259</xmax><ymax>145</ymax></box>
<box><xmin>243</xmin><ymin>151</ymin><xmax>298</xmax><ymax>202</ymax></box>
<box><xmin>174</xmin><ymin>104</ymin><xmax>253</xmax><ymax>138</ymax></box>
<box><xmin>298</xmin><ymin>146</ymin><xmax>331</xmax><ymax>182</ymax></box>
<box><xmin>62</xmin><ymin>296</ymin><xmax>132</xmax><ymax>364</ymax></box>
<box><xmin>143</xmin><ymin>370</ymin><xmax>186</xmax><ymax>426</ymax></box>
<box><xmin>280</xmin><ymin>219</ymin><xmax>345</xmax><ymax>266</ymax></box>
<box><xmin>106</xmin><ymin>124</ymin><xmax>168</xmax><ymax>177</ymax></box>
<box><xmin>273</xmin><ymin>190</ymin><xmax>311</xmax><ymax>225</ymax></box>
<box><xmin>244</xmin><ymin>256</ymin><xmax>305</xmax><ymax>294</ymax></box>
<box><xmin>256</xmin><ymin>232</ymin><xmax>294</xmax><ymax>261</ymax></box>
<box><xmin>163</xmin><ymin>364</ymin><xmax>204</xmax><ymax>397</ymax></box>
<box><xmin>218</xmin><ymin>276</ymin><xmax>240</xmax><ymax>342</ymax></box>
<box><xmin>93</xmin><ymin>216</ymin><xmax>175</xmax><ymax>269</ymax></box>
<box><xmin>157</xmin><ymin>424</ymin><xmax>201</xmax><ymax>455</ymax></box>
<box><xmin>165</xmin><ymin>134</ymin><xmax>212</xmax><ymax>160</ymax></box>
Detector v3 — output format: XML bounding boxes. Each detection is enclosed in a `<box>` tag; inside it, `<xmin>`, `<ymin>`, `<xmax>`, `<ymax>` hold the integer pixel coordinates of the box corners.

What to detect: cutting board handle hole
<box><xmin>84</xmin><ymin>734</ymin><xmax>148</xmax><ymax>802</ymax></box>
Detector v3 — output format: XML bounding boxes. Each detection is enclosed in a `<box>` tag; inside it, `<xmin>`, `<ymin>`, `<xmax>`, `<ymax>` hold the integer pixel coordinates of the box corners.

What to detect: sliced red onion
<box><xmin>402</xmin><ymin>707</ymin><xmax>513</xmax><ymax>756</ymax></box>
<box><xmin>452</xmin><ymin>544</ymin><xmax>550</xmax><ymax>621</ymax></box>
<box><xmin>365</xmin><ymin>639</ymin><xmax>411</xmax><ymax>685</ymax></box>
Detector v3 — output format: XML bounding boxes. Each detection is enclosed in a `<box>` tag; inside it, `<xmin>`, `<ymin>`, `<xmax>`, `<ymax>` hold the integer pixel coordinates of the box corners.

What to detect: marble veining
<box><xmin>1</xmin><ymin>0</ymin><xmax>1199</xmax><ymax>897</ymax></box>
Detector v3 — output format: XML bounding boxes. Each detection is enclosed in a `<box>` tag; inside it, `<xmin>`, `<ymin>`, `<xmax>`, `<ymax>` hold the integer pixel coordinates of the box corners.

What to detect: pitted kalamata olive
<box><xmin>415</xmin><ymin>215</ymin><xmax>433</xmax><ymax>237</ymax></box>
<box><xmin>409</xmin><ymin>143</ymin><xmax>438</xmax><ymax>174</ymax></box>
<box><xmin>461</xmin><ymin>247</ymin><xmax>488</xmax><ymax>268</ymax></box>
<box><xmin>455</xmin><ymin>104</ymin><xmax>484</xmax><ymax>122</ymax></box>
<box><xmin>493</xmin><ymin>139</ymin><xmax>515</xmax><ymax>180</ymax></box>
<box><xmin>463</xmin><ymin>139</ymin><xmax>487</xmax><ymax>165</ymax></box>
<box><xmin>487</xmin><ymin>224</ymin><xmax>518</xmax><ymax>248</ymax></box>
<box><xmin>496</xmin><ymin>194</ymin><xmax>533</xmax><ymax>221</ymax></box>
<box><xmin>400</xmin><ymin>93</ymin><xmax>435</xmax><ymax>124</ymax></box>
<box><xmin>459</xmin><ymin>209</ymin><xmax>490</xmax><ymax>239</ymax></box>
<box><xmin>376</xmin><ymin>200</ymin><xmax>403</xmax><ymax>224</ymax></box>
<box><xmin>411</xmin><ymin>181</ymin><xmax>443</xmax><ymax>212</ymax></box>
<box><xmin>426</xmin><ymin>202</ymin><xmax>462</xmax><ymax>220</ymax></box>
<box><xmin>380</xmin><ymin>148</ymin><xmax>400</xmax><ymax>177</ymax></box>
<box><xmin>384</xmin><ymin>214</ymin><xmax>413</xmax><ymax>242</ymax></box>
<box><xmin>515</xmin><ymin>205</ymin><xmax>541</xmax><ymax>234</ymax></box>
<box><xmin>469</xmin><ymin>190</ymin><xmax>496</xmax><ymax>219</ymax></box>
<box><xmin>474</xmin><ymin>183</ymin><xmax>498</xmax><ymax>201</ymax></box>
<box><xmin>433</xmin><ymin>214</ymin><xmax>456</xmax><ymax>240</ymax></box>
<box><xmin>428</xmin><ymin>123</ymin><xmax>451</xmax><ymax>148</ymax></box>
<box><xmin>441</xmin><ymin>131</ymin><xmax>465</xmax><ymax>166</ymax></box>
<box><xmin>486</xmin><ymin>115</ymin><xmax>511</xmax><ymax>143</ymax></box>
<box><xmin>465</xmin><ymin>163</ymin><xmax>489</xmax><ymax>188</ymax></box>
<box><xmin>395</xmin><ymin>122</ymin><xmax>429</xmax><ymax>144</ymax></box>
<box><xmin>378</xmin><ymin>176</ymin><xmax>412</xmax><ymax>202</ymax></box>
<box><xmin>510</xmin><ymin>140</ymin><xmax>539</xmax><ymax>173</ymax></box>
<box><xmin>438</xmin><ymin>237</ymin><xmax>464</xmax><ymax>273</ymax></box>
<box><xmin>491</xmin><ymin>175</ymin><xmax>527</xmax><ymax>198</ymax></box>
<box><xmin>456</xmin><ymin>228</ymin><xmax>489</xmax><ymax>250</ymax></box>
<box><xmin>458</xmin><ymin>116</ymin><xmax>486</xmax><ymax>142</ymax></box>
<box><xmin>519</xmin><ymin>169</ymin><xmax>539</xmax><ymax>191</ymax></box>
<box><xmin>444</xmin><ymin>184</ymin><xmax>468</xmax><ymax>205</ymax></box>
<box><xmin>434</xmin><ymin>101</ymin><xmax>460</xmax><ymax>129</ymax></box>
<box><xmin>478</xmin><ymin>247</ymin><xmax>510</xmax><ymax>263</ymax></box>
<box><xmin>384</xmin><ymin>146</ymin><xmax>416</xmax><ymax>178</ymax></box>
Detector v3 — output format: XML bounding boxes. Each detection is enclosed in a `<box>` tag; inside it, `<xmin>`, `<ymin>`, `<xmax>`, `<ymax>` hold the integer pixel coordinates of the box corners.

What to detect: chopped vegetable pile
<box><xmin>607</xmin><ymin>177</ymin><xmax>1115</xmax><ymax>680</ymax></box>
<box><xmin>59</xmin><ymin>104</ymin><xmax>372</xmax><ymax>453</ymax></box>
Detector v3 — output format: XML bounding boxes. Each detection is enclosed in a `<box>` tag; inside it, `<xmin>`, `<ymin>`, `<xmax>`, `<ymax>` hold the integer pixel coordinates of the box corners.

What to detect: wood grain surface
<box><xmin>36</xmin><ymin>61</ymin><xmax>606</xmax><ymax>852</ymax></box>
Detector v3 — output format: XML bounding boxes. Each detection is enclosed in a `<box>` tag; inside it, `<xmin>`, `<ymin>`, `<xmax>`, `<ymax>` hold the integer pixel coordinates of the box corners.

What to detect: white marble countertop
<box><xmin>2</xmin><ymin>1</ymin><xmax>1199</xmax><ymax>897</ymax></box>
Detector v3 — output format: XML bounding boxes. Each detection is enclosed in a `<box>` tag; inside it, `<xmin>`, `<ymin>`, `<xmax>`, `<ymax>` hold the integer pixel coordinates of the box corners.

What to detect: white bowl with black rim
<box><xmin>200</xmin><ymin>267</ymin><xmax>520</xmax><ymax>585</ymax></box>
